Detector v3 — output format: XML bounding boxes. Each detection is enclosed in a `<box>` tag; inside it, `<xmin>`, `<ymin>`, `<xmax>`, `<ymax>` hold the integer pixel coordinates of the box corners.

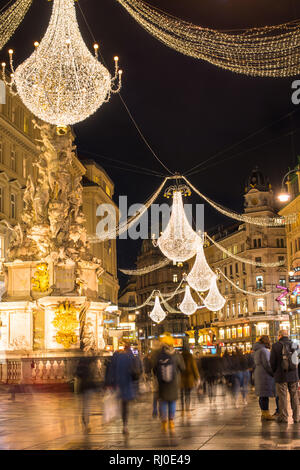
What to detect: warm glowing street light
<box><xmin>277</xmin><ymin>168</ymin><xmax>299</xmax><ymax>203</ymax></box>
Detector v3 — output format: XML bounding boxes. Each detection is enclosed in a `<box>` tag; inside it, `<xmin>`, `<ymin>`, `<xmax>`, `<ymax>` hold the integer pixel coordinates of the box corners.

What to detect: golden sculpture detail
<box><xmin>31</xmin><ymin>263</ymin><xmax>50</xmax><ymax>292</ymax></box>
<box><xmin>52</xmin><ymin>301</ymin><xmax>79</xmax><ymax>349</ymax></box>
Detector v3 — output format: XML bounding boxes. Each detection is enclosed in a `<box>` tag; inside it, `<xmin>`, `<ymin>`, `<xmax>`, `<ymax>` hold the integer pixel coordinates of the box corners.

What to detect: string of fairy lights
<box><xmin>117</xmin><ymin>0</ymin><xmax>300</xmax><ymax>77</ymax></box>
<box><xmin>0</xmin><ymin>0</ymin><xmax>32</xmax><ymax>51</ymax></box>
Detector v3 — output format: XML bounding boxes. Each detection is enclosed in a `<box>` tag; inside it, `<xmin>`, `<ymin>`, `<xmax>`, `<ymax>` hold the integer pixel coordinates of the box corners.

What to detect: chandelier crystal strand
<box><xmin>94</xmin><ymin>177</ymin><xmax>169</xmax><ymax>242</ymax></box>
<box><xmin>4</xmin><ymin>0</ymin><xmax>122</xmax><ymax>127</ymax></box>
<box><xmin>206</xmin><ymin>233</ymin><xmax>285</xmax><ymax>267</ymax></box>
<box><xmin>119</xmin><ymin>258</ymin><xmax>171</xmax><ymax>275</ymax></box>
<box><xmin>218</xmin><ymin>269</ymin><xmax>272</xmax><ymax>297</ymax></box>
<box><xmin>0</xmin><ymin>0</ymin><xmax>32</xmax><ymax>51</ymax></box>
<box><xmin>149</xmin><ymin>294</ymin><xmax>167</xmax><ymax>323</ymax></box>
<box><xmin>179</xmin><ymin>285</ymin><xmax>198</xmax><ymax>315</ymax></box>
<box><xmin>187</xmin><ymin>240</ymin><xmax>216</xmax><ymax>292</ymax></box>
<box><xmin>117</xmin><ymin>0</ymin><xmax>300</xmax><ymax>78</ymax></box>
<box><xmin>203</xmin><ymin>275</ymin><xmax>226</xmax><ymax>312</ymax></box>
<box><xmin>156</xmin><ymin>190</ymin><xmax>199</xmax><ymax>262</ymax></box>
<box><xmin>183</xmin><ymin>177</ymin><xmax>296</xmax><ymax>227</ymax></box>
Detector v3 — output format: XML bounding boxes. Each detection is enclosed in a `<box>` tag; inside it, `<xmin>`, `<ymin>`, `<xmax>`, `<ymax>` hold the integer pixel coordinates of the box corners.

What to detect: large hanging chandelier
<box><xmin>154</xmin><ymin>186</ymin><xmax>198</xmax><ymax>262</ymax></box>
<box><xmin>179</xmin><ymin>285</ymin><xmax>198</xmax><ymax>316</ymax></box>
<box><xmin>2</xmin><ymin>0</ymin><xmax>122</xmax><ymax>128</ymax></box>
<box><xmin>187</xmin><ymin>240</ymin><xmax>215</xmax><ymax>292</ymax></box>
<box><xmin>203</xmin><ymin>275</ymin><xmax>226</xmax><ymax>312</ymax></box>
<box><xmin>149</xmin><ymin>295</ymin><xmax>167</xmax><ymax>324</ymax></box>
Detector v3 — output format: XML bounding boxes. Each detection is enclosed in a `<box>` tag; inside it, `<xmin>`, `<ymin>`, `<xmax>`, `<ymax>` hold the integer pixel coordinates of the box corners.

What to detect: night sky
<box><xmin>2</xmin><ymin>0</ymin><xmax>300</xmax><ymax>288</ymax></box>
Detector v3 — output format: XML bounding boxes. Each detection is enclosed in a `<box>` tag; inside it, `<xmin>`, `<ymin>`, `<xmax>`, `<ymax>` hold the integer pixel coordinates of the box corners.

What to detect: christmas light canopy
<box><xmin>155</xmin><ymin>189</ymin><xmax>198</xmax><ymax>262</ymax></box>
<box><xmin>3</xmin><ymin>0</ymin><xmax>122</xmax><ymax>127</ymax></box>
<box><xmin>149</xmin><ymin>295</ymin><xmax>167</xmax><ymax>324</ymax></box>
<box><xmin>203</xmin><ymin>275</ymin><xmax>226</xmax><ymax>312</ymax></box>
<box><xmin>179</xmin><ymin>285</ymin><xmax>198</xmax><ymax>316</ymax></box>
<box><xmin>187</xmin><ymin>240</ymin><xmax>215</xmax><ymax>292</ymax></box>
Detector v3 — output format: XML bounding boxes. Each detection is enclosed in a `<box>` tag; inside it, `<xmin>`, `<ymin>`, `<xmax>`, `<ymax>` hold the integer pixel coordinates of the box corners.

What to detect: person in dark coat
<box><xmin>180</xmin><ymin>346</ymin><xmax>199</xmax><ymax>417</ymax></box>
<box><xmin>75</xmin><ymin>354</ymin><xmax>98</xmax><ymax>433</ymax></box>
<box><xmin>152</xmin><ymin>333</ymin><xmax>185</xmax><ymax>434</ymax></box>
<box><xmin>113</xmin><ymin>343</ymin><xmax>140</xmax><ymax>435</ymax></box>
<box><xmin>253</xmin><ymin>336</ymin><xmax>278</xmax><ymax>420</ymax></box>
<box><xmin>270</xmin><ymin>329</ymin><xmax>299</xmax><ymax>423</ymax></box>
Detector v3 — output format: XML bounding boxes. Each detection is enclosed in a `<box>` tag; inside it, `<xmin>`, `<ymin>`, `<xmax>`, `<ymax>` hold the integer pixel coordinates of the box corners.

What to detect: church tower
<box><xmin>244</xmin><ymin>166</ymin><xmax>276</xmax><ymax>217</ymax></box>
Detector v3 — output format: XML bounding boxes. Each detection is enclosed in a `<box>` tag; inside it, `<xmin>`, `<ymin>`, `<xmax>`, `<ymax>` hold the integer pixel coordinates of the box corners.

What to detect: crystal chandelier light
<box><xmin>155</xmin><ymin>189</ymin><xmax>198</xmax><ymax>262</ymax></box>
<box><xmin>187</xmin><ymin>240</ymin><xmax>215</xmax><ymax>292</ymax></box>
<box><xmin>179</xmin><ymin>285</ymin><xmax>198</xmax><ymax>316</ymax></box>
<box><xmin>203</xmin><ymin>275</ymin><xmax>226</xmax><ymax>312</ymax></box>
<box><xmin>3</xmin><ymin>0</ymin><xmax>122</xmax><ymax>128</ymax></box>
<box><xmin>149</xmin><ymin>295</ymin><xmax>167</xmax><ymax>324</ymax></box>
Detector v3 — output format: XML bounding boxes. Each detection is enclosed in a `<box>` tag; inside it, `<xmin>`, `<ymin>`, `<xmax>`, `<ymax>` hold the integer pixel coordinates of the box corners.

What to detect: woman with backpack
<box><xmin>180</xmin><ymin>344</ymin><xmax>199</xmax><ymax>417</ymax></box>
<box><xmin>253</xmin><ymin>335</ymin><xmax>278</xmax><ymax>421</ymax></box>
<box><xmin>153</xmin><ymin>333</ymin><xmax>185</xmax><ymax>435</ymax></box>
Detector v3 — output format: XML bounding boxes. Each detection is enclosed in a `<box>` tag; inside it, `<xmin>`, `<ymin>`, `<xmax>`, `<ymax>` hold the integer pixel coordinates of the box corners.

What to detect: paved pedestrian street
<box><xmin>0</xmin><ymin>387</ymin><xmax>299</xmax><ymax>451</ymax></box>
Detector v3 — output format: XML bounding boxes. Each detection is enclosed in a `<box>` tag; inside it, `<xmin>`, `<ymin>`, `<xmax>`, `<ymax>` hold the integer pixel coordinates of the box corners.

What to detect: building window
<box><xmin>235</xmin><ymin>263</ymin><xmax>239</xmax><ymax>274</ymax></box>
<box><xmin>24</xmin><ymin>116</ymin><xmax>29</xmax><ymax>134</ymax></box>
<box><xmin>237</xmin><ymin>302</ymin><xmax>241</xmax><ymax>315</ymax></box>
<box><xmin>237</xmin><ymin>326</ymin><xmax>243</xmax><ymax>338</ymax></box>
<box><xmin>256</xmin><ymin>275</ymin><xmax>263</xmax><ymax>289</ymax></box>
<box><xmin>173</xmin><ymin>274</ymin><xmax>178</xmax><ymax>283</ymax></box>
<box><xmin>229</xmin><ymin>265</ymin><xmax>233</xmax><ymax>276</ymax></box>
<box><xmin>233</xmin><ymin>245</ymin><xmax>238</xmax><ymax>254</ymax></box>
<box><xmin>226</xmin><ymin>304</ymin><xmax>230</xmax><ymax>318</ymax></box>
<box><xmin>243</xmin><ymin>300</ymin><xmax>248</xmax><ymax>313</ymax></box>
<box><xmin>0</xmin><ymin>187</ymin><xmax>3</xmax><ymax>212</ymax></box>
<box><xmin>10</xmin><ymin>193</ymin><xmax>16</xmax><ymax>219</ymax></box>
<box><xmin>105</xmin><ymin>185</ymin><xmax>111</xmax><ymax>197</ymax></box>
<box><xmin>232</xmin><ymin>327</ymin><xmax>237</xmax><ymax>339</ymax></box>
<box><xmin>279</xmin><ymin>277</ymin><xmax>286</xmax><ymax>287</ymax></box>
<box><xmin>10</xmin><ymin>148</ymin><xmax>16</xmax><ymax>171</ymax></box>
<box><xmin>232</xmin><ymin>303</ymin><xmax>236</xmax><ymax>317</ymax></box>
<box><xmin>225</xmin><ymin>284</ymin><xmax>228</xmax><ymax>294</ymax></box>
<box><xmin>256</xmin><ymin>322</ymin><xmax>269</xmax><ymax>336</ymax></box>
<box><xmin>255</xmin><ymin>257</ymin><xmax>262</xmax><ymax>266</ymax></box>
<box><xmin>242</xmin><ymin>278</ymin><xmax>246</xmax><ymax>291</ymax></box>
<box><xmin>280</xmin><ymin>298</ymin><xmax>287</xmax><ymax>312</ymax></box>
<box><xmin>254</xmin><ymin>239</ymin><xmax>262</xmax><ymax>248</ymax></box>
<box><xmin>242</xmin><ymin>263</ymin><xmax>246</xmax><ymax>274</ymax></box>
<box><xmin>22</xmin><ymin>156</ymin><xmax>27</xmax><ymax>179</ymax></box>
<box><xmin>226</xmin><ymin>328</ymin><xmax>231</xmax><ymax>339</ymax></box>
<box><xmin>257</xmin><ymin>298</ymin><xmax>264</xmax><ymax>312</ymax></box>
<box><xmin>0</xmin><ymin>236</ymin><xmax>4</xmax><ymax>258</ymax></box>
<box><xmin>219</xmin><ymin>329</ymin><xmax>225</xmax><ymax>340</ymax></box>
<box><xmin>224</xmin><ymin>266</ymin><xmax>227</xmax><ymax>276</ymax></box>
<box><xmin>244</xmin><ymin>325</ymin><xmax>250</xmax><ymax>337</ymax></box>
<box><xmin>222</xmin><ymin>251</ymin><xmax>227</xmax><ymax>260</ymax></box>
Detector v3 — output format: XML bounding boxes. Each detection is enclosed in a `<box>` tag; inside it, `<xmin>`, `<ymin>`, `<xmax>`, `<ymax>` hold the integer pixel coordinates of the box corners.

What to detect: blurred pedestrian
<box><xmin>180</xmin><ymin>345</ymin><xmax>199</xmax><ymax>417</ymax></box>
<box><xmin>253</xmin><ymin>336</ymin><xmax>277</xmax><ymax>421</ymax></box>
<box><xmin>270</xmin><ymin>329</ymin><xmax>299</xmax><ymax>423</ymax></box>
<box><xmin>153</xmin><ymin>333</ymin><xmax>185</xmax><ymax>435</ymax></box>
<box><xmin>149</xmin><ymin>339</ymin><xmax>162</xmax><ymax>418</ymax></box>
<box><xmin>236</xmin><ymin>349</ymin><xmax>251</xmax><ymax>405</ymax></box>
<box><xmin>113</xmin><ymin>343</ymin><xmax>141</xmax><ymax>435</ymax></box>
<box><xmin>75</xmin><ymin>353</ymin><xmax>98</xmax><ymax>433</ymax></box>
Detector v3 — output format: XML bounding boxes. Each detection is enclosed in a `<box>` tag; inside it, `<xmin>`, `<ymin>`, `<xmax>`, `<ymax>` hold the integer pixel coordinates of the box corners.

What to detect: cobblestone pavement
<box><xmin>0</xmin><ymin>387</ymin><xmax>299</xmax><ymax>450</ymax></box>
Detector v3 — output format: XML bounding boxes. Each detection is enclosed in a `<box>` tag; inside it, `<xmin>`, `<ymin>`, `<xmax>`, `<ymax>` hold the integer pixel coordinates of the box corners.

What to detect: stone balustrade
<box><xmin>0</xmin><ymin>356</ymin><xmax>106</xmax><ymax>385</ymax></box>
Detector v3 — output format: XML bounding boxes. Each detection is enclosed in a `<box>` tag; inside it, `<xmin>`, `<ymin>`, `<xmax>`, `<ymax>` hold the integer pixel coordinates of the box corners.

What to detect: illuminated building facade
<box><xmin>190</xmin><ymin>168</ymin><xmax>289</xmax><ymax>353</ymax></box>
<box><xmin>279</xmin><ymin>158</ymin><xmax>300</xmax><ymax>341</ymax></box>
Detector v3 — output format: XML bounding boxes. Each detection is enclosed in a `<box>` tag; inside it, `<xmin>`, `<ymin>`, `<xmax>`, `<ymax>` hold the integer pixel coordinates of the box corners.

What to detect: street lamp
<box><xmin>278</xmin><ymin>168</ymin><xmax>299</xmax><ymax>203</ymax></box>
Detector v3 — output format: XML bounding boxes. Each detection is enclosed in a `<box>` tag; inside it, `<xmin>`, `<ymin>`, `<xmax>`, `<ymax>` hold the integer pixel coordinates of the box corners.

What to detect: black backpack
<box><xmin>281</xmin><ymin>341</ymin><xmax>298</xmax><ymax>373</ymax></box>
<box><xmin>156</xmin><ymin>349</ymin><xmax>176</xmax><ymax>384</ymax></box>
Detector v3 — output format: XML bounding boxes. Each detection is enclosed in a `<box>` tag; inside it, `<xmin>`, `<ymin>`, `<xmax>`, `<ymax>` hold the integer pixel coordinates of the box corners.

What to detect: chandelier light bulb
<box><xmin>5</xmin><ymin>0</ymin><xmax>122</xmax><ymax>127</ymax></box>
<box><xmin>34</xmin><ymin>41</ymin><xmax>39</xmax><ymax>48</ymax></box>
<box><xmin>149</xmin><ymin>295</ymin><xmax>167</xmax><ymax>324</ymax></box>
<box><xmin>156</xmin><ymin>190</ymin><xmax>199</xmax><ymax>262</ymax></box>
<box><xmin>203</xmin><ymin>275</ymin><xmax>226</xmax><ymax>312</ymax></box>
<box><xmin>179</xmin><ymin>285</ymin><xmax>198</xmax><ymax>316</ymax></box>
<box><xmin>187</xmin><ymin>240</ymin><xmax>216</xmax><ymax>292</ymax></box>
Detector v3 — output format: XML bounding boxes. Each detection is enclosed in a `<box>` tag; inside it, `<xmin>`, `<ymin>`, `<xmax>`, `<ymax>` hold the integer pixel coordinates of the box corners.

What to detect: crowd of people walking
<box><xmin>75</xmin><ymin>329</ymin><xmax>300</xmax><ymax>436</ymax></box>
